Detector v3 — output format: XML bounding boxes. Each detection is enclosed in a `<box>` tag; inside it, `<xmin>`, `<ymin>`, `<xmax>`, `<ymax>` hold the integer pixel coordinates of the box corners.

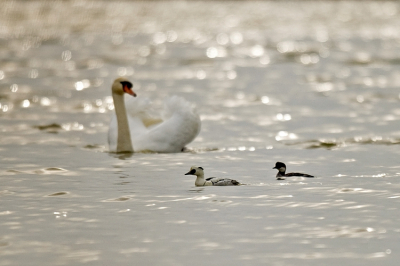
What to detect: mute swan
<box><xmin>184</xmin><ymin>166</ymin><xmax>240</xmax><ymax>186</ymax></box>
<box><xmin>273</xmin><ymin>162</ymin><xmax>314</xmax><ymax>180</ymax></box>
<box><xmin>108</xmin><ymin>77</ymin><xmax>201</xmax><ymax>153</ymax></box>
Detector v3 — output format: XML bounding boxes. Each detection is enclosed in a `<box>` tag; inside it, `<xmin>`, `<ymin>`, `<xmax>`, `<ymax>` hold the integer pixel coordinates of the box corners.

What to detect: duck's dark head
<box><xmin>273</xmin><ymin>162</ymin><xmax>286</xmax><ymax>173</ymax></box>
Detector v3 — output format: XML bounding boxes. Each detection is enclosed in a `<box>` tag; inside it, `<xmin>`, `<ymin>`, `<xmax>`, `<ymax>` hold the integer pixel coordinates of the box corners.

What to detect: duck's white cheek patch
<box><xmin>280</xmin><ymin>167</ymin><xmax>286</xmax><ymax>172</ymax></box>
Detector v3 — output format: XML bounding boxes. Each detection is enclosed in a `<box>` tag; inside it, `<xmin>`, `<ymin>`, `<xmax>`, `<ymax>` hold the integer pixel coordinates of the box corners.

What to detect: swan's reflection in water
<box><xmin>110</xmin><ymin>152</ymin><xmax>134</xmax><ymax>160</ymax></box>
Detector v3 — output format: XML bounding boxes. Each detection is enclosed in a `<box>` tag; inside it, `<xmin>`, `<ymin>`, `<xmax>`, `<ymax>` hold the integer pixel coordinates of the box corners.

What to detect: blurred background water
<box><xmin>1</xmin><ymin>1</ymin><xmax>400</xmax><ymax>265</ymax></box>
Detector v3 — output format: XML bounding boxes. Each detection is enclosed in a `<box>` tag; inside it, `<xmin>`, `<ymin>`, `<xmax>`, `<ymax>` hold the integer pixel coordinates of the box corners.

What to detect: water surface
<box><xmin>1</xmin><ymin>1</ymin><xmax>400</xmax><ymax>265</ymax></box>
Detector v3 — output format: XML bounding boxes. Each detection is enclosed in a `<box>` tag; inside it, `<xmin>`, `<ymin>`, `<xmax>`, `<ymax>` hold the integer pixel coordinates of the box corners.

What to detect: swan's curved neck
<box><xmin>113</xmin><ymin>92</ymin><xmax>133</xmax><ymax>153</ymax></box>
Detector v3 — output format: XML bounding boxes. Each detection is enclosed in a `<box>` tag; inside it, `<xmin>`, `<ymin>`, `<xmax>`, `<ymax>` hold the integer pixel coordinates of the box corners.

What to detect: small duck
<box><xmin>273</xmin><ymin>162</ymin><xmax>314</xmax><ymax>180</ymax></box>
<box><xmin>184</xmin><ymin>166</ymin><xmax>240</xmax><ymax>186</ymax></box>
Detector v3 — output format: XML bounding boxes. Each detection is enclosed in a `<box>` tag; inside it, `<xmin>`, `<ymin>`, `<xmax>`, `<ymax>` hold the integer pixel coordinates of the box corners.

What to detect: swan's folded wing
<box><xmin>124</xmin><ymin>95</ymin><xmax>163</xmax><ymax>128</ymax></box>
<box><xmin>133</xmin><ymin>96</ymin><xmax>201</xmax><ymax>152</ymax></box>
<box><xmin>142</xmin><ymin>117</ymin><xmax>163</xmax><ymax>128</ymax></box>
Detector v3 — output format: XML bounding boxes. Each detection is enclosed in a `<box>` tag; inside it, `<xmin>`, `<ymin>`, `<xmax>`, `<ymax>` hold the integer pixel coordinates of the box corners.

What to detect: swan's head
<box><xmin>184</xmin><ymin>166</ymin><xmax>204</xmax><ymax>177</ymax></box>
<box><xmin>273</xmin><ymin>162</ymin><xmax>286</xmax><ymax>173</ymax></box>
<box><xmin>112</xmin><ymin>77</ymin><xmax>137</xmax><ymax>97</ymax></box>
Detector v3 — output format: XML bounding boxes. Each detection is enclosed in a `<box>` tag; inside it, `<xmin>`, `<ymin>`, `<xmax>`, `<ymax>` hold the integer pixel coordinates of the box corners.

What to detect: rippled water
<box><xmin>1</xmin><ymin>1</ymin><xmax>400</xmax><ymax>265</ymax></box>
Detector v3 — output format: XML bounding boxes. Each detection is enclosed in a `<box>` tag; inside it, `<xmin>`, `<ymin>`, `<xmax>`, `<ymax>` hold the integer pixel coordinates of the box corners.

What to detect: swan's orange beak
<box><xmin>123</xmin><ymin>85</ymin><xmax>137</xmax><ymax>97</ymax></box>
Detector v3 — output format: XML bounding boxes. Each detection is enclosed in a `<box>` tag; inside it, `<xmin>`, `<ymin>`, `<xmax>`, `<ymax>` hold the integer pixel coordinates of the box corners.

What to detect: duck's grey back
<box><xmin>207</xmin><ymin>177</ymin><xmax>240</xmax><ymax>186</ymax></box>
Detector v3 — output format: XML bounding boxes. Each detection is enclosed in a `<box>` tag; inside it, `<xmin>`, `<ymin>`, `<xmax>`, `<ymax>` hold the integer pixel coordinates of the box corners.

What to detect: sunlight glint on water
<box><xmin>0</xmin><ymin>1</ymin><xmax>400</xmax><ymax>266</ymax></box>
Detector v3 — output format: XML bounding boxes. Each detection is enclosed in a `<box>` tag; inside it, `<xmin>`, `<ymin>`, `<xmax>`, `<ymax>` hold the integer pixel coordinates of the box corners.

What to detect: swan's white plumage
<box><xmin>108</xmin><ymin>94</ymin><xmax>201</xmax><ymax>153</ymax></box>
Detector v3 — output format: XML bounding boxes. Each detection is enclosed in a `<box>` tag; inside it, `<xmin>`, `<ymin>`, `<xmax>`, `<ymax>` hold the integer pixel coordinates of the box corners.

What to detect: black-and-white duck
<box><xmin>184</xmin><ymin>166</ymin><xmax>240</xmax><ymax>186</ymax></box>
<box><xmin>273</xmin><ymin>162</ymin><xmax>314</xmax><ymax>180</ymax></box>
